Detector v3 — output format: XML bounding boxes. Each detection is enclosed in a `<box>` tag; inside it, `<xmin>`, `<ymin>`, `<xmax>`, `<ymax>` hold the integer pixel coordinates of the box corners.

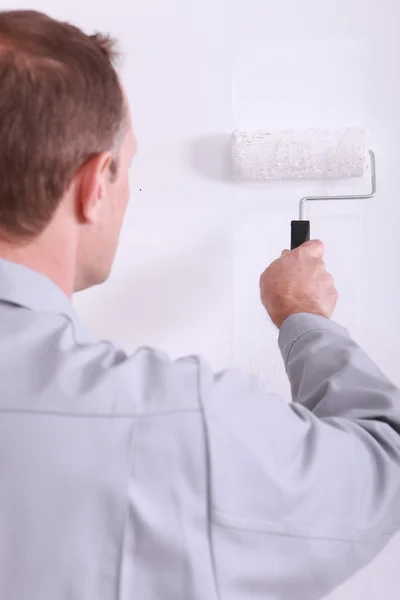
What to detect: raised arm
<box><xmin>201</xmin><ymin>242</ymin><xmax>400</xmax><ymax>599</ymax></box>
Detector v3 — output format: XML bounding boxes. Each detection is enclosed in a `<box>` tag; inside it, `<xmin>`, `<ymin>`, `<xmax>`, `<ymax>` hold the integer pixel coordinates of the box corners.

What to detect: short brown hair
<box><xmin>0</xmin><ymin>10</ymin><xmax>125</xmax><ymax>238</ymax></box>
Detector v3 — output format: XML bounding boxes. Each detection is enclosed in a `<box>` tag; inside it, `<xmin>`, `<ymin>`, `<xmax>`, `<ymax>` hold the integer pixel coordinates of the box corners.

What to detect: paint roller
<box><xmin>232</xmin><ymin>127</ymin><xmax>376</xmax><ymax>250</ymax></box>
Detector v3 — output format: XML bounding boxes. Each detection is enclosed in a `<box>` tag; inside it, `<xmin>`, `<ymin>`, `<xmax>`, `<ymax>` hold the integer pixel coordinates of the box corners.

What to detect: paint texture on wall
<box><xmin>232</xmin><ymin>40</ymin><xmax>369</xmax><ymax>395</ymax></box>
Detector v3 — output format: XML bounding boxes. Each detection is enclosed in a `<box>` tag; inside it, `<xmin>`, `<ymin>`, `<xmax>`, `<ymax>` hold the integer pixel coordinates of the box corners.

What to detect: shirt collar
<box><xmin>0</xmin><ymin>258</ymin><xmax>76</xmax><ymax>320</ymax></box>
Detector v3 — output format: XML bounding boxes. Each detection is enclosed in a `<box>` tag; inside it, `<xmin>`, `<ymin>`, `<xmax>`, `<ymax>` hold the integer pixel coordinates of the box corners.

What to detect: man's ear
<box><xmin>76</xmin><ymin>152</ymin><xmax>113</xmax><ymax>224</ymax></box>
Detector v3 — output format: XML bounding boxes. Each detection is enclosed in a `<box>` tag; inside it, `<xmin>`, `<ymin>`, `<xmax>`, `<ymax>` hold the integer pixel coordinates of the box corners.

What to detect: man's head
<box><xmin>0</xmin><ymin>10</ymin><xmax>136</xmax><ymax>292</ymax></box>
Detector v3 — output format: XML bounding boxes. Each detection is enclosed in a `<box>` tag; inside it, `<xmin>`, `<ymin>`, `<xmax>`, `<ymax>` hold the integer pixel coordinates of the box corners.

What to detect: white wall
<box><xmin>7</xmin><ymin>0</ymin><xmax>400</xmax><ymax>597</ymax></box>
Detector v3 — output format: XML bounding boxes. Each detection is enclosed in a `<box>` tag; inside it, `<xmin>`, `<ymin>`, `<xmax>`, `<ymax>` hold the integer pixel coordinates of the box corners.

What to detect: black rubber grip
<box><xmin>291</xmin><ymin>220</ymin><xmax>310</xmax><ymax>250</ymax></box>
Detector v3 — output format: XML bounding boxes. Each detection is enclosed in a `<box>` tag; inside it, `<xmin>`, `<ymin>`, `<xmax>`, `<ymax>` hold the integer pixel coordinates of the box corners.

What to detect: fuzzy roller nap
<box><xmin>232</xmin><ymin>127</ymin><xmax>369</xmax><ymax>181</ymax></box>
<box><xmin>232</xmin><ymin>127</ymin><xmax>376</xmax><ymax>249</ymax></box>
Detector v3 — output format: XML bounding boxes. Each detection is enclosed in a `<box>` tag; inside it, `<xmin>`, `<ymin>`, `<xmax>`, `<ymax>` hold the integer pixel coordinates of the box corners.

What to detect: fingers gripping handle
<box><xmin>291</xmin><ymin>221</ymin><xmax>310</xmax><ymax>250</ymax></box>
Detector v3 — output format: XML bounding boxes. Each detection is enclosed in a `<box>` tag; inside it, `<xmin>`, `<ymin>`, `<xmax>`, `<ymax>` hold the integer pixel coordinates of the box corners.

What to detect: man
<box><xmin>0</xmin><ymin>9</ymin><xmax>398</xmax><ymax>600</ymax></box>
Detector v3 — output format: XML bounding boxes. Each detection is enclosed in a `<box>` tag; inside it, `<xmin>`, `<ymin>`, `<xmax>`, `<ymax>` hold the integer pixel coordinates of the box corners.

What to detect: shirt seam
<box><xmin>192</xmin><ymin>356</ymin><xmax>221</xmax><ymax>600</ymax></box>
<box><xmin>212</xmin><ymin>508</ymin><xmax>398</xmax><ymax>543</ymax></box>
<box><xmin>0</xmin><ymin>408</ymin><xmax>200</xmax><ymax>419</ymax></box>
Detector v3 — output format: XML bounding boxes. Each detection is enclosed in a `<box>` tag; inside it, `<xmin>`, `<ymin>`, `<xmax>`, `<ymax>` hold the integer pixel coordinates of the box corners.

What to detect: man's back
<box><xmin>1</xmin><ymin>258</ymin><xmax>400</xmax><ymax>600</ymax></box>
<box><xmin>0</xmin><ymin>259</ymin><xmax>219</xmax><ymax>599</ymax></box>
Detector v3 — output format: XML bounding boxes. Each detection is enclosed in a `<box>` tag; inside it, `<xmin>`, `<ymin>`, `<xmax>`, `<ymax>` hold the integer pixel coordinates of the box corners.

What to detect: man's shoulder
<box><xmin>0</xmin><ymin>308</ymin><xmax>203</xmax><ymax>418</ymax></box>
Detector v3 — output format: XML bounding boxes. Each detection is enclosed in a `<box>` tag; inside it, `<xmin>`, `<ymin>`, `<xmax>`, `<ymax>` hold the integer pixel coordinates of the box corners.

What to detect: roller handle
<box><xmin>290</xmin><ymin>221</ymin><xmax>310</xmax><ymax>250</ymax></box>
<box><xmin>291</xmin><ymin>220</ymin><xmax>310</xmax><ymax>250</ymax></box>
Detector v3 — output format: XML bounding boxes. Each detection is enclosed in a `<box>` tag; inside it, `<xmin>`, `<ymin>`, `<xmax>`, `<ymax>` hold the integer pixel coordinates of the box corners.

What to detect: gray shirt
<box><xmin>0</xmin><ymin>258</ymin><xmax>399</xmax><ymax>600</ymax></box>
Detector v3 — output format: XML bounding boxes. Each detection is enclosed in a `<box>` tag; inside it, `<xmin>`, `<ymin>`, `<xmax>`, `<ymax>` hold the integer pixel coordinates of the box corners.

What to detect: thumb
<box><xmin>281</xmin><ymin>249</ymin><xmax>290</xmax><ymax>257</ymax></box>
<box><xmin>301</xmin><ymin>239</ymin><xmax>324</xmax><ymax>258</ymax></box>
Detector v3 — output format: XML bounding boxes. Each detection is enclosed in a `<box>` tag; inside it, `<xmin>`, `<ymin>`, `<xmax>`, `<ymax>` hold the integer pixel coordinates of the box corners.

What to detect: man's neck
<box><xmin>0</xmin><ymin>223</ymin><xmax>77</xmax><ymax>298</ymax></box>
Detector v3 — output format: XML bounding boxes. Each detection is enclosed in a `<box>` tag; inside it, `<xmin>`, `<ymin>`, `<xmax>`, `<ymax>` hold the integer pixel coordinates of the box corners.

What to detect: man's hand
<box><xmin>260</xmin><ymin>240</ymin><xmax>339</xmax><ymax>328</ymax></box>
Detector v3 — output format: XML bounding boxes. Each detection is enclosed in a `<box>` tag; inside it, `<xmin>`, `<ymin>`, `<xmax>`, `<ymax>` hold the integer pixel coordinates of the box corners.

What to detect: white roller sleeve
<box><xmin>232</xmin><ymin>127</ymin><xmax>369</xmax><ymax>181</ymax></box>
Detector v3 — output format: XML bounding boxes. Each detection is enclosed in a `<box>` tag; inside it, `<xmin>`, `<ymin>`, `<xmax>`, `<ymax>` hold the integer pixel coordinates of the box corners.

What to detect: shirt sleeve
<box><xmin>200</xmin><ymin>314</ymin><xmax>400</xmax><ymax>600</ymax></box>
